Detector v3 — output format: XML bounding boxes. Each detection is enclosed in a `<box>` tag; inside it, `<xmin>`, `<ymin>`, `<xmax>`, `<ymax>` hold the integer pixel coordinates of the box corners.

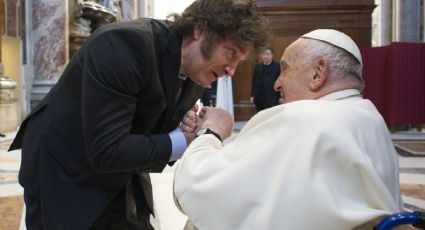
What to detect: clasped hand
<box><xmin>180</xmin><ymin>104</ymin><xmax>234</xmax><ymax>144</ymax></box>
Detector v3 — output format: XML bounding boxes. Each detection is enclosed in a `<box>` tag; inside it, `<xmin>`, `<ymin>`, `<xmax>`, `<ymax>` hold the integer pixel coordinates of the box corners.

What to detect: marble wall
<box><xmin>394</xmin><ymin>0</ymin><xmax>421</xmax><ymax>42</ymax></box>
<box><xmin>372</xmin><ymin>0</ymin><xmax>424</xmax><ymax>46</ymax></box>
<box><xmin>138</xmin><ymin>0</ymin><xmax>153</xmax><ymax>18</ymax></box>
<box><xmin>372</xmin><ymin>0</ymin><xmax>392</xmax><ymax>46</ymax></box>
<box><xmin>122</xmin><ymin>0</ymin><xmax>138</xmax><ymax>21</ymax></box>
<box><xmin>29</xmin><ymin>0</ymin><xmax>68</xmax><ymax>108</ymax></box>
<box><xmin>28</xmin><ymin>0</ymin><xmax>142</xmax><ymax>109</ymax></box>
<box><xmin>32</xmin><ymin>0</ymin><xmax>68</xmax><ymax>82</ymax></box>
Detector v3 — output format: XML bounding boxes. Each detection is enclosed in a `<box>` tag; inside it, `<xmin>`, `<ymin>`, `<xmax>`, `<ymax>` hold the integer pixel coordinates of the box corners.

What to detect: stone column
<box><xmin>137</xmin><ymin>0</ymin><xmax>154</xmax><ymax>18</ymax></box>
<box><xmin>122</xmin><ymin>0</ymin><xmax>138</xmax><ymax>21</ymax></box>
<box><xmin>0</xmin><ymin>1</ymin><xmax>4</xmax><ymax>64</ymax></box>
<box><xmin>146</xmin><ymin>0</ymin><xmax>153</xmax><ymax>18</ymax></box>
<box><xmin>372</xmin><ymin>0</ymin><xmax>381</xmax><ymax>46</ymax></box>
<box><xmin>138</xmin><ymin>0</ymin><xmax>145</xmax><ymax>17</ymax></box>
<box><xmin>382</xmin><ymin>0</ymin><xmax>393</xmax><ymax>45</ymax></box>
<box><xmin>423</xmin><ymin>0</ymin><xmax>425</xmax><ymax>42</ymax></box>
<box><xmin>394</xmin><ymin>0</ymin><xmax>420</xmax><ymax>42</ymax></box>
<box><xmin>30</xmin><ymin>0</ymin><xmax>68</xmax><ymax>109</ymax></box>
<box><xmin>372</xmin><ymin>0</ymin><xmax>392</xmax><ymax>46</ymax></box>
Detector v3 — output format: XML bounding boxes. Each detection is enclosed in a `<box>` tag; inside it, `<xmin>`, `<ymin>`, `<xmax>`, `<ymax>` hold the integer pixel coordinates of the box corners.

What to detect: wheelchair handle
<box><xmin>374</xmin><ymin>211</ymin><xmax>425</xmax><ymax>230</ymax></box>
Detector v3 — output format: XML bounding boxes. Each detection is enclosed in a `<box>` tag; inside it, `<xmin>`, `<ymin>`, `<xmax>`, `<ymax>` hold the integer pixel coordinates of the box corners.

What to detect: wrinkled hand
<box><xmin>180</xmin><ymin>104</ymin><xmax>199</xmax><ymax>144</ymax></box>
<box><xmin>198</xmin><ymin>107</ymin><xmax>234</xmax><ymax>140</ymax></box>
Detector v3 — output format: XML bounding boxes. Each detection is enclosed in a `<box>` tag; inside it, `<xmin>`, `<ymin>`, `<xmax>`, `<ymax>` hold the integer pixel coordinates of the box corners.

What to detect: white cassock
<box><xmin>173</xmin><ymin>89</ymin><xmax>402</xmax><ymax>230</ymax></box>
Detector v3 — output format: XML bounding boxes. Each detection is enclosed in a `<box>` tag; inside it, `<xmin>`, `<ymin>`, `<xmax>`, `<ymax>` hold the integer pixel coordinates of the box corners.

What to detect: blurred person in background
<box><xmin>250</xmin><ymin>47</ymin><xmax>281</xmax><ymax>112</ymax></box>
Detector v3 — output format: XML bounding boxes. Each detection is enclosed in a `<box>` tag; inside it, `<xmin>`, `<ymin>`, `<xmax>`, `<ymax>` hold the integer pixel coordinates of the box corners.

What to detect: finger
<box><xmin>182</xmin><ymin>115</ymin><xmax>195</xmax><ymax>127</ymax></box>
<box><xmin>201</xmin><ymin>106</ymin><xmax>209</xmax><ymax>112</ymax></box>
<box><xmin>186</xmin><ymin>110</ymin><xmax>197</xmax><ymax>120</ymax></box>
<box><xmin>191</xmin><ymin>103</ymin><xmax>199</xmax><ymax>113</ymax></box>
<box><xmin>182</xmin><ymin>115</ymin><xmax>189</xmax><ymax>124</ymax></box>
<box><xmin>184</xmin><ymin>119</ymin><xmax>196</xmax><ymax>130</ymax></box>
<box><xmin>182</xmin><ymin>118</ymin><xmax>197</xmax><ymax>131</ymax></box>
<box><xmin>199</xmin><ymin>109</ymin><xmax>206</xmax><ymax>118</ymax></box>
<box><xmin>185</xmin><ymin>126</ymin><xmax>195</xmax><ymax>133</ymax></box>
<box><xmin>180</xmin><ymin>123</ymin><xmax>194</xmax><ymax>133</ymax></box>
<box><xmin>184</xmin><ymin>114</ymin><xmax>198</xmax><ymax>126</ymax></box>
<box><xmin>199</xmin><ymin>107</ymin><xmax>209</xmax><ymax>118</ymax></box>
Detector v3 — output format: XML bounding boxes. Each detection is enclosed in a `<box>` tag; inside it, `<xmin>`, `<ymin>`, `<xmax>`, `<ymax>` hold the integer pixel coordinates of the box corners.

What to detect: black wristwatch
<box><xmin>196</xmin><ymin>128</ymin><xmax>222</xmax><ymax>142</ymax></box>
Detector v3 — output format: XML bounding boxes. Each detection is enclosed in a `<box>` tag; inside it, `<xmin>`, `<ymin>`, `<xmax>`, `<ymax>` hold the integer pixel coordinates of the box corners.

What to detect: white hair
<box><xmin>296</xmin><ymin>38</ymin><xmax>363</xmax><ymax>83</ymax></box>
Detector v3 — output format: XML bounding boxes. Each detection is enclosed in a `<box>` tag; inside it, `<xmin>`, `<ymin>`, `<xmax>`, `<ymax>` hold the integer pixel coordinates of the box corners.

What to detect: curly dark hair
<box><xmin>168</xmin><ymin>0</ymin><xmax>271</xmax><ymax>58</ymax></box>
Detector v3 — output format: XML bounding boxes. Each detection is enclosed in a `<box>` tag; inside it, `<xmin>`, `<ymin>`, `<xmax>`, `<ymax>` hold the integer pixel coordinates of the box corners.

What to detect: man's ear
<box><xmin>308</xmin><ymin>58</ymin><xmax>327</xmax><ymax>91</ymax></box>
<box><xmin>193</xmin><ymin>25</ymin><xmax>203</xmax><ymax>40</ymax></box>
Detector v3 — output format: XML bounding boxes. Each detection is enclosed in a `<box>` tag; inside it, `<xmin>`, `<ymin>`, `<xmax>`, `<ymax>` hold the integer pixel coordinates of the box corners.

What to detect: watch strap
<box><xmin>197</xmin><ymin>128</ymin><xmax>222</xmax><ymax>142</ymax></box>
<box><xmin>205</xmin><ymin>129</ymin><xmax>222</xmax><ymax>142</ymax></box>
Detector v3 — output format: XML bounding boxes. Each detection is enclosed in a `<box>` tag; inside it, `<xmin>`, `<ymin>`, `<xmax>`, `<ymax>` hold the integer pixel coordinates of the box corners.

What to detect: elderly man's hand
<box><xmin>199</xmin><ymin>107</ymin><xmax>234</xmax><ymax>140</ymax></box>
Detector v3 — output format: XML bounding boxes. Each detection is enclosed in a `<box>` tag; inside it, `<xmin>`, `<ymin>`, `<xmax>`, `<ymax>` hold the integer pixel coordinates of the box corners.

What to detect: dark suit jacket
<box><xmin>250</xmin><ymin>61</ymin><xmax>281</xmax><ymax>108</ymax></box>
<box><xmin>9</xmin><ymin>18</ymin><xmax>203</xmax><ymax>229</ymax></box>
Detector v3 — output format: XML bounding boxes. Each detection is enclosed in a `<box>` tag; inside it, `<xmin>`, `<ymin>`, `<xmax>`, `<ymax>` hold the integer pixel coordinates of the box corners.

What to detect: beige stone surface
<box><xmin>0</xmin><ymin>103</ymin><xmax>19</xmax><ymax>133</ymax></box>
<box><xmin>0</xmin><ymin>196</ymin><xmax>23</xmax><ymax>230</ymax></box>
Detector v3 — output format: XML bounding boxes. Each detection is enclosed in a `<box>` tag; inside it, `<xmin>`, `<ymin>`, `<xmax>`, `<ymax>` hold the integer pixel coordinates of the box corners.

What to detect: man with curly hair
<box><xmin>9</xmin><ymin>0</ymin><xmax>270</xmax><ymax>229</ymax></box>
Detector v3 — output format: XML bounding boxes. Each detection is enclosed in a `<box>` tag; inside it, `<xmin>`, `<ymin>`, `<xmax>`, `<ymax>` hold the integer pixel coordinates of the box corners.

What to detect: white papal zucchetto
<box><xmin>301</xmin><ymin>29</ymin><xmax>363</xmax><ymax>67</ymax></box>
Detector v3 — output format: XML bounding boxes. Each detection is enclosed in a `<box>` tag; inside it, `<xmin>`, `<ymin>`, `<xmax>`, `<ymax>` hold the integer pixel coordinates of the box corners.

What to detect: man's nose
<box><xmin>224</xmin><ymin>64</ymin><xmax>236</xmax><ymax>76</ymax></box>
<box><xmin>274</xmin><ymin>79</ymin><xmax>281</xmax><ymax>92</ymax></box>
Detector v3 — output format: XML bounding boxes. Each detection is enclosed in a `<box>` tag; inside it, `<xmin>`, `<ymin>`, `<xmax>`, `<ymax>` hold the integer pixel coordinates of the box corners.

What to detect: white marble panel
<box><xmin>122</xmin><ymin>0</ymin><xmax>137</xmax><ymax>21</ymax></box>
<box><xmin>32</xmin><ymin>0</ymin><xmax>68</xmax><ymax>81</ymax></box>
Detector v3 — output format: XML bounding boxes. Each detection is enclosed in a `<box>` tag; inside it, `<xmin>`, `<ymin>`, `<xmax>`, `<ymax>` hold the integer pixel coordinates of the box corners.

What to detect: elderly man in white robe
<box><xmin>174</xmin><ymin>29</ymin><xmax>403</xmax><ymax>230</ymax></box>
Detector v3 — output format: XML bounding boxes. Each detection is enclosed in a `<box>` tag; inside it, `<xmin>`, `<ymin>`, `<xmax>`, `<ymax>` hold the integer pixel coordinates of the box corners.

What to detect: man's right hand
<box><xmin>199</xmin><ymin>107</ymin><xmax>234</xmax><ymax>140</ymax></box>
<box><xmin>250</xmin><ymin>97</ymin><xmax>254</xmax><ymax>104</ymax></box>
<box><xmin>180</xmin><ymin>104</ymin><xmax>199</xmax><ymax>133</ymax></box>
<box><xmin>180</xmin><ymin>104</ymin><xmax>200</xmax><ymax>145</ymax></box>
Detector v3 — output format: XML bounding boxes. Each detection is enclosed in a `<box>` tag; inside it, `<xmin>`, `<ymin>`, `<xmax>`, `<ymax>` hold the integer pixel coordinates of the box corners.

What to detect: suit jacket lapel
<box><xmin>158</xmin><ymin>31</ymin><xmax>184</xmax><ymax>131</ymax></box>
<box><xmin>161</xmin><ymin>54</ymin><xmax>180</xmax><ymax>109</ymax></box>
<box><xmin>167</xmin><ymin>80</ymin><xmax>204</xmax><ymax>129</ymax></box>
<box><xmin>162</xmin><ymin>79</ymin><xmax>190</xmax><ymax>131</ymax></box>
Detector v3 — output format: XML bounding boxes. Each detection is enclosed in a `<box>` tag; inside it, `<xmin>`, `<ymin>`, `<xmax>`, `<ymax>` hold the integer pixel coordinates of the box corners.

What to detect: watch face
<box><xmin>196</xmin><ymin>128</ymin><xmax>207</xmax><ymax>137</ymax></box>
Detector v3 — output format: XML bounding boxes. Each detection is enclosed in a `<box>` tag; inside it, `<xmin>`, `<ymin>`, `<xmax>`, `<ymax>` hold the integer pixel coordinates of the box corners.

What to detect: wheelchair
<box><xmin>375</xmin><ymin>211</ymin><xmax>425</xmax><ymax>230</ymax></box>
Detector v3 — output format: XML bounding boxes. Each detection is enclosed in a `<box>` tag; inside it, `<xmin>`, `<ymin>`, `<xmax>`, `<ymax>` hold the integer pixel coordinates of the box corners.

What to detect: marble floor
<box><xmin>1</xmin><ymin>123</ymin><xmax>424</xmax><ymax>229</ymax></box>
<box><xmin>0</xmin><ymin>130</ymin><xmax>25</xmax><ymax>230</ymax></box>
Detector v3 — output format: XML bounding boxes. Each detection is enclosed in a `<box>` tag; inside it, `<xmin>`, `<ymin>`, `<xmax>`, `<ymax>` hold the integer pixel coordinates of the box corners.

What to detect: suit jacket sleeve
<box><xmin>81</xmin><ymin>27</ymin><xmax>171</xmax><ymax>173</ymax></box>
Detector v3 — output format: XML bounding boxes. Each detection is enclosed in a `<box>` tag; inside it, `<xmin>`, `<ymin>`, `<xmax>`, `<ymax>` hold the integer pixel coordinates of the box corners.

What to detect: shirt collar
<box><xmin>318</xmin><ymin>89</ymin><xmax>363</xmax><ymax>101</ymax></box>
